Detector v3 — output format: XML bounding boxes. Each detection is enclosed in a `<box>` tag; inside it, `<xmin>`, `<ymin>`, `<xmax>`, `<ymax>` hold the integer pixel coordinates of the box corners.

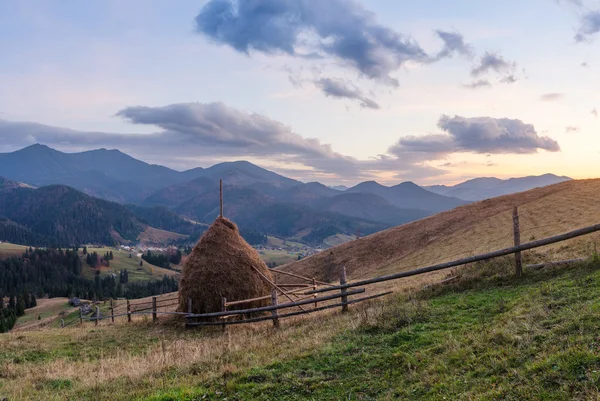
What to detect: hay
<box><xmin>179</xmin><ymin>217</ymin><xmax>273</xmax><ymax>316</ymax></box>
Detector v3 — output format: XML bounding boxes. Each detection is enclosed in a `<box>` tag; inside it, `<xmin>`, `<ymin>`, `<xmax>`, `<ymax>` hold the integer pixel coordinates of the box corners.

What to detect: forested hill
<box><xmin>0</xmin><ymin>184</ymin><xmax>145</xmax><ymax>246</ymax></box>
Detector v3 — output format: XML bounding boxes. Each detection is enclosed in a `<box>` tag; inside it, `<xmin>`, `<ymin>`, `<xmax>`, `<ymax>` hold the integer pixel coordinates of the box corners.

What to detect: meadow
<box><xmin>3</xmin><ymin>256</ymin><xmax>600</xmax><ymax>400</ymax></box>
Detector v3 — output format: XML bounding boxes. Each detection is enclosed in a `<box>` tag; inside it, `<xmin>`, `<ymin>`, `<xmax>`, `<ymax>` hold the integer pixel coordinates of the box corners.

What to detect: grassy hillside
<box><xmin>0</xmin><ymin>241</ymin><xmax>27</xmax><ymax>259</ymax></box>
<box><xmin>281</xmin><ymin>179</ymin><xmax>600</xmax><ymax>282</ymax></box>
<box><xmin>2</xmin><ymin>257</ymin><xmax>600</xmax><ymax>399</ymax></box>
<box><xmin>80</xmin><ymin>247</ymin><xmax>178</xmax><ymax>281</ymax></box>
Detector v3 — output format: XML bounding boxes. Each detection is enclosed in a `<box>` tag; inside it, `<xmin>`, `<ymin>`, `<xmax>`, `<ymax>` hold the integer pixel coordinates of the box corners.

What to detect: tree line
<box><xmin>0</xmin><ymin>248</ymin><xmax>178</xmax><ymax>320</ymax></box>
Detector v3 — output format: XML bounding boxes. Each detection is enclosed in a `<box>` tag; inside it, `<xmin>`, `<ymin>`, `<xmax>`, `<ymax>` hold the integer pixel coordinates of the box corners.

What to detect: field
<box><xmin>2</xmin><ymin>258</ymin><xmax>600</xmax><ymax>399</ymax></box>
<box><xmin>12</xmin><ymin>298</ymin><xmax>78</xmax><ymax>332</ymax></box>
<box><xmin>258</xmin><ymin>249</ymin><xmax>302</xmax><ymax>267</ymax></box>
<box><xmin>80</xmin><ymin>247</ymin><xmax>178</xmax><ymax>281</ymax></box>
<box><xmin>282</xmin><ymin>179</ymin><xmax>600</xmax><ymax>283</ymax></box>
<box><xmin>0</xmin><ymin>242</ymin><xmax>27</xmax><ymax>259</ymax></box>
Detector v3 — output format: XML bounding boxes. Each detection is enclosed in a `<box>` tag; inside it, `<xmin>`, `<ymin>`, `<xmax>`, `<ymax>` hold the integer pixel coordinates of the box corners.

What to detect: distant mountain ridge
<box><xmin>0</xmin><ymin>144</ymin><xmax>576</xmax><ymax>247</ymax></box>
<box><xmin>346</xmin><ymin>180</ymin><xmax>468</xmax><ymax>212</ymax></box>
<box><xmin>425</xmin><ymin>174</ymin><xmax>572</xmax><ymax>201</ymax></box>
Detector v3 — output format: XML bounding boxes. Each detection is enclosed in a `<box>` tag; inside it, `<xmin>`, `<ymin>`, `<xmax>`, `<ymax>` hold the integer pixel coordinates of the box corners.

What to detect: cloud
<box><xmin>565</xmin><ymin>125</ymin><xmax>580</xmax><ymax>133</ymax></box>
<box><xmin>389</xmin><ymin>115</ymin><xmax>560</xmax><ymax>156</ymax></box>
<box><xmin>575</xmin><ymin>10</ymin><xmax>600</xmax><ymax>42</ymax></box>
<box><xmin>581</xmin><ymin>61</ymin><xmax>589</xmax><ymax>67</ymax></box>
<box><xmin>432</xmin><ymin>30</ymin><xmax>473</xmax><ymax>60</ymax></box>
<box><xmin>499</xmin><ymin>74</ymin><xmax>518</xmax><ymax>84</ymax></box>
<box><xmin>554</xmin><ymin>0</ymin><xmax>583</xmax><ymax>6</ymax></box>
<box><xmin>471</xmin><ymin>52</ymin><xmax>515</xmax><ymax>77</ymax></box>
<box><xmin>0</xmin><ymin>107</ymin><xmax>560</xmax><ymax>184</ymax></box>
<box><xmin>462</xmin><ymin>79</ymin><xmax>491</xmax><ymax>89</ymax></box>
<box><xmin>195</xmin><ymin>0</ymin><xmax>434</xmax><ymax>86</ymax></box>
<box><xmin>539</xmin><ymin>93</ymin><xmax>565</xmax><ymax>101</ymax></box>
<box><xmin>314</xmin><ymin>77</ymin><xmax>380</xmax><ymax>109</ymax></box>
<box><xmin>592</xmin><ymin>108</ymin><xmax>598</xmax><ymax>118</ymax></box>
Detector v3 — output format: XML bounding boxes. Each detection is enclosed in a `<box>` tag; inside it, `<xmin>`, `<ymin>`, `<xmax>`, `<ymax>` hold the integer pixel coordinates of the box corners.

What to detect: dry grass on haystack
<box><xmin>178</xmin><ymin>217</ymin><xmax>273</xmax><ymax>316</ymax></box>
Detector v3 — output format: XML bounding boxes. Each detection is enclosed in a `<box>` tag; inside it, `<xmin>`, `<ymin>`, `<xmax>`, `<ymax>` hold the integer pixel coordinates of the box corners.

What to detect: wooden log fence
<box><xmin>304</xmin><ymin>221</ymin><xmax>600</xmax><ymax>296</ymax></box>
<box><xmin>187</xmin><ymin>291</ymin><xmax>391</xmax><ymax>327</ymax></box>
<box><xmin>71</xmin><ymin>218</ymin><xmax>600</xmax><ymax>330</ymax></box>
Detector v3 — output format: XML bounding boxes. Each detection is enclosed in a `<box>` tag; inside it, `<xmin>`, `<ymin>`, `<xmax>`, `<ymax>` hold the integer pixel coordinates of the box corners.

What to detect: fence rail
<box><xmin>70</xmin><ymin>211</ymin><xmax>600</xmax><ymax>331</ymax></box>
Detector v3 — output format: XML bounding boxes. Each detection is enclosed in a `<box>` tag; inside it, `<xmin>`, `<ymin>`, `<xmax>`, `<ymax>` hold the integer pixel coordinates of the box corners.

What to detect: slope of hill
<box><xmin>315</xmin><ymin>192</ymin><xmax>431</xmax><ymax>226</ymax></box>
<box><xmin>0</xmin><ymin>185</ymin><xmax>145</xmax><ymax>246</ymax></box>
<box><xmin>141</xmin><ymin>176</ymin><xmax>216</xmax><ymax>207</ymax></box>
<box><xmin>281</xmin><ymin>179</ymin><xmax>600</xmax><ymax>281</ymax></box>
<box><xmin>346</xmin><ymin>180</ymin><xmax>468</xmax><ymax>212</ymax></box>
<box><xmin>239</xmin><ymin>202</ymin><xmax>388</xmax><ymax>245</ymax></box>
<box><xmin>425</xmin><ymin>173</ymin><xmax>572</xmax><ymax>201</ymax></box>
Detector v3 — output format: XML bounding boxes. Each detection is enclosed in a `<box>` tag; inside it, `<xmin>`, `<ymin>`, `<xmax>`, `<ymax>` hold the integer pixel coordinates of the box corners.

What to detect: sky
<box><xmin>0</xmin><ymin>0</ymin><xmax>599</xmax><ymax>186</ymax></box>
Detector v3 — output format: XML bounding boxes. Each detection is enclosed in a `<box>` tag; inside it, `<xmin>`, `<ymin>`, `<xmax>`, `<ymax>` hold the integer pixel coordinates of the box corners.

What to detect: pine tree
<box><xmin>8</xmin><ymin>295</ymin><xmax>15</xmax><ymax>309</ymax></box>
<box><xmin>16</xmin><ymin>293</ymin><xmax>25</xmax><ymax>317</ymax></box>
<box><xmin>83</xmin><ymin>246</ymin><xmax>87</xmax><ymax>255</ymax></box>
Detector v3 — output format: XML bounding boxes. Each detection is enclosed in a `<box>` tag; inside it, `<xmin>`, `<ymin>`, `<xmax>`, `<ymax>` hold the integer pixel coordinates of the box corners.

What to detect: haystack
<box><xmin>179</xmin><ymin>217</ymin><xmax>273</xmax><ymax>315</ymax></box>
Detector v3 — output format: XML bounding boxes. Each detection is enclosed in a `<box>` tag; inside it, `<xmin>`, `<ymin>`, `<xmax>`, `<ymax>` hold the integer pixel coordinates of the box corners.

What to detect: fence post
<box><xmin>79</xmin><ymin>308</ymin><xmax>83</xmax><ymax>325</ymax></box>
<box><xmin>271</xmin><ymin>288</ymin><xmax>280</xmax><ymax>328</ymax></box>
<box><xmin>513</xmin><ymin>206</ymin><xmax>523</xmax><ymax>277</ymax></box>
<box><xmin>127</xmin><ymin>299</ymin><xmax>131</xmax><ymax>323</ymax></box>
<box><xmin>221</xmin><ymin>296</ymin><xmax>227</xmax><ymax>332</ymax></box>
<box><xmin>61</xmin><ymin>319</ymin><xmax>64</xmax><ymax>328</ymax></box>
<box><xmin>152</xmin><ymin>297</ymin><xmax>157</xmax><ymax>323</ymax></box>
<box><xmin>312</xmin><ymin>277</ymin><xmax>318</xmax><ymax>309</ymax></box>
<box><xmin>110</xmin><ymin>299</ymin><xmax>114</xmax><ymax>323</ymax></box>
<box><xmin>340</xmin><ymin>265</ymin><xmax>348</xmax><ymax>313</ymax></box>
<box><xmin>95</xmin><ymin>306</ymin><xmax>99</xmax><ymax>327</ymax></box>
<box><xmin>188</xmin><ymin>297</ymin><xmax>193</xmax><ymax>314</ymax></box>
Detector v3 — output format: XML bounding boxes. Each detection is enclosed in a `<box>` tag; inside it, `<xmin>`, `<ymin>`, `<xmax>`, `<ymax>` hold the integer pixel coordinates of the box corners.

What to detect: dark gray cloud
<box><xmin>575</xmin><ymin>10</ymin><xmax>600</xmax><ymax>42</ymax></box>
<box><xmin>471</xmin><ymin>52</ymin><xmax>515</xmax><ymax>77</ymax></box>
<box><xmin>314</xmin><ymin>77</ymin><xmax>379</xmax><ymax>109</ymax></box>
<box><xmin>539</xmin><ymin>92</ymin><xmax>565</xmax><ymax>101</ymax></box>
<box><xmin>432</xmin><ymin>30</ymin><xmax>473</xmax><ymax>60</ymax></box>
<box><xmin>195</xmin><ymin>0</ymin><xmax>470</xmax><ymax>86</ymax></box>
<box><xmin>462</xmin><ymin>79</ymin><xmax>492</xmax><ymax>89</ymax></box>
<box><xmin>500</xmin><ymin>74</ymin><xmax>518</xmax><ymax>84</ymax></box>
<box><xmin>0</xmin><ymin>103</ymin><xmax>444</xmax><ymax>181</ymax></box>
<box><xmin>389</xmin><ymin>115</ymin><xmax>560</xmax><ymax>156</ymax></box>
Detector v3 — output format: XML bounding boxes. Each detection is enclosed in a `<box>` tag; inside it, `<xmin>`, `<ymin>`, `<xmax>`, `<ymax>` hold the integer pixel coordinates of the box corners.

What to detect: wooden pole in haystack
<box><xmin>220</xmin><ymin>179</ymin><xmax>223</xmax><ymax>218</ymax></box>
<box><xmin>513</xmin><ymin>206</ymin><xmax>522</xmax><ymax>277</ymax></box>
<box><xmin>251</xmin><ymin>265</ymin><xmax>306</xmax><ymax>311</ymax></box>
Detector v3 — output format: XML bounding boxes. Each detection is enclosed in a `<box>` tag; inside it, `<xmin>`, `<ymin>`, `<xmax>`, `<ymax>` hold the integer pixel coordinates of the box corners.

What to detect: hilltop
<box><xmin>281</xmin><ymin>179</ymin><xmax>600</xmax><ymax>281</ymax></box>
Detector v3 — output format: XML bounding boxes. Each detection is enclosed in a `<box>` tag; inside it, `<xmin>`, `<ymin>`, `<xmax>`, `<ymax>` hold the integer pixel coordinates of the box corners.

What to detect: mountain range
<box><xmin>0</xmin><ymin>144</ymin><xmax>573</xmax><ymax>247</ymax></box>
<box><xmin>425</xmin><ymin>174</ymin><xmax>571</xmax><ymax>201</ymax></box>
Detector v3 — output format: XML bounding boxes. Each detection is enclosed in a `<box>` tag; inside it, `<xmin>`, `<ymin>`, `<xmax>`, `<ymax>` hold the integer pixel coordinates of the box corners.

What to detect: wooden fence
<box><xmin>68</xmin><ymin>207</ymin><xmax>600</xmax><ymax>330</ymax></box>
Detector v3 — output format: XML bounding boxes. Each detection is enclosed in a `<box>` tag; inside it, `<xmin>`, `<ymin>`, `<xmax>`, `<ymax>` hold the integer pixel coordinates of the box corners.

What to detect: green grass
<box><xmin>4</xmin><ymin>257</ymin><xmax>600</xmax><ymax>400</ymax></box>
<box><xmin>170</xmin><ymin>258</ymin><xmax>600</xmax><ymax>400</ymax></box>
<box><xmin>80</xmin><ymin>247</ymin><xmax>176</xmax><ymax>281</ymax></box>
